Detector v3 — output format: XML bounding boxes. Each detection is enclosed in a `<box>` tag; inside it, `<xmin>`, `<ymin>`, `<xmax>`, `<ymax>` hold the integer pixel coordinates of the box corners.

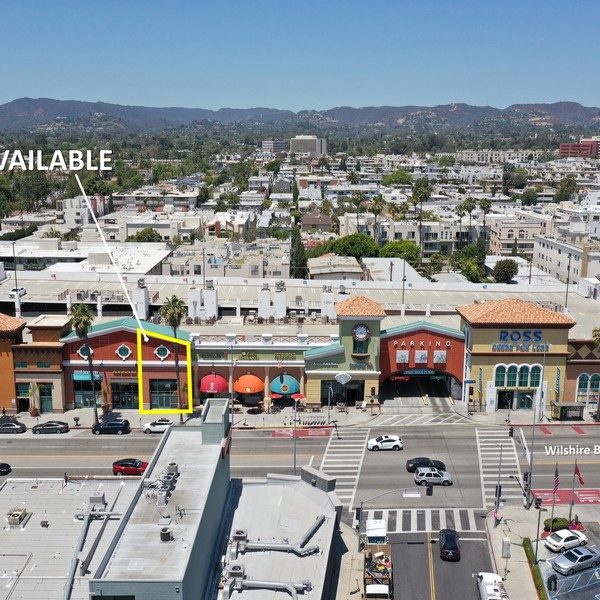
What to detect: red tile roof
<box><xmin>0</xmin><ymin>313</ymin><xmax>27</xmax><ymax>333</ymax></box>
<box><xmin>457</xmin><ymin>299</ymin><xmax>576</xmax><ymax>327</ymax></box>
<box><xmin>335</xmin><ymin>295</ymin><xmax>386</xmax><ymax>318</ymax></box>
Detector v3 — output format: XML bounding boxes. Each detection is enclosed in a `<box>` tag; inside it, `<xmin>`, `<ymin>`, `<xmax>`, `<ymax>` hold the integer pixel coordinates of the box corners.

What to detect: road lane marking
<box><xmin>428</xmin><ymin>530</ymin><xmax>436</xmax><ymax>600</ymax></box>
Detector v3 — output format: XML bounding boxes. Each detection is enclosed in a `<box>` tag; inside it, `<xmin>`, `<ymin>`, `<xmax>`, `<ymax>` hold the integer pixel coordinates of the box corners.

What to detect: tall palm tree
<box><xmin>70</xmin><ymin>303</ymin><xmax>99</xmax><ymax>425</ymax></box>
<box><xmin>456</xmin><ymin>203</ymin><xmax>466</xmax><ymax>250</ymax></box>
<box><xmin>462</xmin><ymin>196</ymin><xmax>477</xmax><ymax>244</ymax></box>
<box><xmin>369</xmin><ymin>195</ymin><xmax>386</xmax><ymax>245</ymax></box>
<box><xmin>412</xmin><ymin>178</ymin><xmax>433</xmax><ymax>261</ymax></box>
<box><xmin>160</xmin><ymin>296</ymin><xmax>187</xmax><ymax>423</ymax></box>
<box><xmin>347</xmin><ymin>171</ymin><xmax>360</xmax><ymax>185</ymax></box>
<box><xmin>479</xmin><ymin>198</ymin><xmax>492</xmax><ymax>246</ymax></box>
<box><xmin>350</xmin><ymin>191</ymin><xmax>365</xmax><ymax>233</ymax></box>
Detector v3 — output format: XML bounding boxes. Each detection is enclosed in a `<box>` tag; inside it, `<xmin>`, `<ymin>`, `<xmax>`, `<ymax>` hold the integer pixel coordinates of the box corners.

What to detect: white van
<box><xmin>475</xmin><ymin>572</ymin><xmax>509</xmax><ymax>600</ymax></box>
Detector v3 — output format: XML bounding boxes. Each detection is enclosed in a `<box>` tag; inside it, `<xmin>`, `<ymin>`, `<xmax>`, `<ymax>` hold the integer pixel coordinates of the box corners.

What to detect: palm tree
<box><xmin>369</xmin><ymin>195</ymin><xmax>386</xmax><ymax>245</ymax></box>
<box><xmin>479</xmin><ymin>198</ymin><xmax>492</xmax><ymax>246</ymax></box>
<box><xmin>349</xmin><ymin>191</ymin><xmax>365</xmax><ymax>233</ymax></box>
<box><xmin>412</xmin><ymin>178</ymin><xmax>433</xmax><ymax>261</ymax></box>
<box><xmin>456</xmin><ymin>203</ymin><xmax>466</xmax><ymax>250</ymax></box>
<box><xmin>462</xmin><ymin>196</ymin><xmax>477</xmax><ymax>244</ymax></box>
<box><xmin>347</xmin><ymin>171</ymin><xmax>360</xmax><ymax>185</ymax></box>
<box><xmin>160</xmin><ymin>296</ymin><xmax>187</xmax><ymax>423</ymax></box>
<box><xmin>70</xmin><ymin>303</ymin><xmax>100</xmax><ymax>425</ymax></box>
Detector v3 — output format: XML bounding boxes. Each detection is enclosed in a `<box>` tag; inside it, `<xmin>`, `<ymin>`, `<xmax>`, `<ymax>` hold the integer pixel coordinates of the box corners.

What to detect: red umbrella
<box><xmin>291</xmin><ymin>393</ymin><xmax>305</xmax><ymax>400</ymax></box>
<box><xmin>199</xmin><ymin>373</ymin><xmax>228</xmax><ymax>393</ymax></box>
<box><xmin>270</xmin><ymin>393</ymin><xmax>283</xmax><ymax>399</ymax></box>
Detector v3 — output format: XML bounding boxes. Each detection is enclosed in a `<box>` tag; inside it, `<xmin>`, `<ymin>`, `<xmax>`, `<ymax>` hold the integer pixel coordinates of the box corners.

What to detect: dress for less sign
<box><xmin>492</xmin><ymin>330</ymin><xmax>550</xmax><ymax>352</ymax></box>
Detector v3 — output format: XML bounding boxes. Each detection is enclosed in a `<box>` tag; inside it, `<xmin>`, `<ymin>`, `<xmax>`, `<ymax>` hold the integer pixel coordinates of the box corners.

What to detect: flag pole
<box><xmin>569</xmin><ymin>459</ymin><xmax>577</xmax><ymax>523</ymax></box>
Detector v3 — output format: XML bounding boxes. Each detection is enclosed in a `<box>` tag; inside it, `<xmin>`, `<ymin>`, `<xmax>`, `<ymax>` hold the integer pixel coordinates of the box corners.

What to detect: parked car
<box><xmin>552</xmin><ymin>545</ymin><xmax>600</xmax><ymax>576</ymax></box>
<box><xmin>406</xmin><ymin>457</ymin><xmax>446</xmax><ymax>473</ymax></box>
<box><xmin>0</xmin><ymin>421</ymin><xmax>26</xmax><ymax>434</ymax></box>
<box><xmin>0</xmin><ymin>462</ymin><xmax>11</xmax><ymax>475</ymax></box>
<box><xmin>414</xmin><ymin>467</ymin><xmax>453</xmax><ymax>486</ymax></box>
<box><xmin>92</xmin><ymin>419</ymin><xmax>131</xmax><ymax>435</ymax></box>
<box><xmin>112</xmin><ymin>458</ymin><xmax>148</xmax><ymax>476</ymax></box>
<box><xmin>544</xmin><ymin>529</ymin><xmax>588</xmax><ymax>553</ymax></box>
<box><xmin>143</xmin><ymin>418</ymin><xmax>174</xmax><ymax>434</ymax></box>
<box><xmin>32</xmin><ymin>420</ymin><xmax>70</xmax><ymax>434</ymax></box>
<box><xmin>439</xmin><ymin>529</ymin><xmax>461</xmax><ymax>561</ymax></box>
<box><xmin>367</xmin><ymin>434</ymin><xmax>403</xmax><ymax>451</ymax></box>
<box><xmin>9</xmin><ymin>287</ymin><xmax>26</xmax><ymax>298</ymax></box>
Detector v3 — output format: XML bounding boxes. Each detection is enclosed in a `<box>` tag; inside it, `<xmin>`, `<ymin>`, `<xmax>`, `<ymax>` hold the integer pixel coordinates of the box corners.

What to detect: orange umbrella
<box><xmin>234</xmin><ymin>374</ymin><xmax>264</xmax><ymax>394</ymax></box>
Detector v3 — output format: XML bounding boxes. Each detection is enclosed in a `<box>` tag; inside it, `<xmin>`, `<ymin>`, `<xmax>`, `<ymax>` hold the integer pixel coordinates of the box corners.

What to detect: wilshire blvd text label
<box><xmin>0</xmin><ymin>150</ymin><xmax>112</xmax><ymax>171</ymax></box>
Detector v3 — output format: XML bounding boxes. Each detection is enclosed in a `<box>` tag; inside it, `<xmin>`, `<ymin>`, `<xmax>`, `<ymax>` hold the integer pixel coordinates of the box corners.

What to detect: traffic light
<box><xmin>534</xmin><ymin>497</ymin><xmax>543</xmax><ymax>510</ymax></box>
<box><xmin>508</xmin><ymin>426</ymin><xmax>514</xmax><ymax>438</ymax></box>
<box><xmin>523</xmin><ymin>472</ymin><xmax>530</xmax><ymax>484</ymax></box>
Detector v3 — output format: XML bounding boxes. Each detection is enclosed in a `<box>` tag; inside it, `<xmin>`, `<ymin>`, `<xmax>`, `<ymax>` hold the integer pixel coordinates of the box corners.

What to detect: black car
<box><xmin>0</xmin><ymin>462</ymin><xmax>11</xmax><ymax>475</ymax></box>
<box><xmin>92</xmin><ymin>419</ymin><xmax>131</xmax><ymax>435</ymax></box>
<box><xmin>0</xmin><ymin>421</ymin><xmax>26</xmax><ymax>434</ymax></box>
<box><xmin>439</xmin><ymin>529</ymin><xmax>461</xmax><ymax>561</ymax></box>
<box><xmin>32</xmin><ymin>420</ymin><xmax>70</xmax><ymax>434</ymax></box>
<box><xmin>406</xmin><ymin>457</ymin><xmax>446</xmax><ymax>473</ymax></box>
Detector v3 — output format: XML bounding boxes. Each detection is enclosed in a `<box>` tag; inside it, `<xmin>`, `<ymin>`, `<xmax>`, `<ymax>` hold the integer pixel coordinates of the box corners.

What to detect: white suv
<box><xmin>9</xmin><ymin>287</ymin><xmax>26</xmax><ymax>298</ymax></box>
<box><xmin>414</xmin><ymin>467</ymin><xmax>453</xmax><ymax>486</ymax></box>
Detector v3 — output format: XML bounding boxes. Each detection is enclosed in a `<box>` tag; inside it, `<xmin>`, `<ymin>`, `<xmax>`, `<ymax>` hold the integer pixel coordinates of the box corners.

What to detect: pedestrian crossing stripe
<box><xmin>359</xmin><ymin>508</ymin><xmax>486</xmax><ymax>533</ymax></box>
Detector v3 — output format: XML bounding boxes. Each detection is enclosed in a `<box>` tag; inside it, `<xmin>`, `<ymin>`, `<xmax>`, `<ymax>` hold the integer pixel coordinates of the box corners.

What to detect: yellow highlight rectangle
<box><xmin>137</xmin><ymin>328</ymin><xmax>193</xmax><ymax>414</ymax></box>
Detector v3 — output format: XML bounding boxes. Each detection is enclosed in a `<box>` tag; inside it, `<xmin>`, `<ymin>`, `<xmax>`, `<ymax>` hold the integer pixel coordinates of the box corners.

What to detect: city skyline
<box><xmin>3</xmin><ymin>0</ymin><xmax>599</xmax><ymax>112</ymax></box>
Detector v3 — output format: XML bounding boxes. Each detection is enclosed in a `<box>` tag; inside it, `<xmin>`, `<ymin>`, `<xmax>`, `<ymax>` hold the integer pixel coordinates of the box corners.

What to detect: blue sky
<box><xmin>2</xmin><ymin>0</ymin><xmax>599</xmax><ymax>111</ymax></box>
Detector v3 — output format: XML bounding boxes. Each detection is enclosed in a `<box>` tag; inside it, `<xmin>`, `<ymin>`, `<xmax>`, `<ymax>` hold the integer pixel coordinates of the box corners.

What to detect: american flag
<box><xmin>553</xmin><ymin>464</ymin><xmax>560</xmax><ymax>495</ymax></box>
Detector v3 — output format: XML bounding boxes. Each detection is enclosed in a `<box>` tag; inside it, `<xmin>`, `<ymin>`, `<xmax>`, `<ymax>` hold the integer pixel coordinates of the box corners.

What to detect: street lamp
<box><xmin>565</xmin><ymin>253</ymin><xmax>572</xmax><ymax>309</ymax></box>
<box><xmin>293</xmin><ymin>397</ymin><xmax>298</xmax><ymax>475</ymax></box>
<box><xmin>534</xmin><ymin>501</ymin><xmax>548</xmax><ymax>565</ymax></box>
<box><xmin>11</xmin><ymin>241</ymin><xmax>18</xmax><ymax>291</ymax></box>
<box><xmin>494</xmin><ymin>444</ymin><xmax>504</xmax><ymax>526</ymax></box>
<box><xmin>327</xmin><ymin>384</ymin><xmax>333</xmax><ymax>424</ymax></box>
<box><xmin>358</xmin><ymin>488</ymin><xmax>403</xmax><ymax>550</ymax></box>
<box><xmin>401</xmin><ymin>257</ymin><xmax>407</xmax><ymax>307</ymax></box>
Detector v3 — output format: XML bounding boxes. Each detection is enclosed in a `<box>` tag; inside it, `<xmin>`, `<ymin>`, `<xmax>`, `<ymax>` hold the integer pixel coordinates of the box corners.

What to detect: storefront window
<box><xmin>590</xmin><ymin>375</ymin><xmax>600</xmax><ymax>405</ymax></box>
<box><xmin>506</xmin><ymin>366</ymin><xmax>518</xmax><ymax>387</ymax></box>
<box><xmin>530</xmin><ymin>366</ymin><xmax>541</xmax><ymax>388</ymax></box>
<box><xmin>112</xmin><ymin>383</ymin><xmax>139</xmax><ymax>409</ymax></box>
<box><xmin>150</xmin><ymin>379</ymin><xmax>178</xmax><ymax>409</ymax></box>
<box><xmin>518</xmin><ymin>366</ymin><xmax>529</xmax><ymax>387</ymax></box>
<box><xmin>353</xmin><ymin>339</ymin><xmax>369</xmax><ymax>354</ymax></box>
<box><xmin>495</xmin><ymin>366</ymin><xmax>506</xmax><ymax>387</ymax></box>
<box><xmin>74</xmin><ymin>380</ymin><xmax>101</xmax><ymax>408</ymax></box>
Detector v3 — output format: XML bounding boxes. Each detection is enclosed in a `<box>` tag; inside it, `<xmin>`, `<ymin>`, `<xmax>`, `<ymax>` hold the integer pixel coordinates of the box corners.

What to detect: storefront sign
<box><xmin>72</xmin><ymin>370</ymin><xmax>102</xmax><ymax>381</ymax></box>
<box><xmin>492</xmin><ymin>343</ymin><xmax>550</xmax><ymax>352</ymax></box>
<box><xmin>403</xmin><ymin>369</ymin><xmax>434</xmax><ymax>375</ymax></box>
<box><xmin>238</xmin><ymin>351</ymin><xmax>259</xmax><ymax>360</ymax></box>
<box><xmin>274</xmin><ymin>352</ymin><xmax>297</xmax><ymax>360</ymax></box>
<box><xmin>350</xmin><ymin>362</ymin><xmax>374</xmax><ymax>370</ymax></box>
<box><xmin>394</xmin><ymin>339</ymin><xmax>452</xmax><ymax>348</ymax></box>
<box><xmin>199</xmin><ymin>352</ymin><xmax>224</xmax><ymax>360</ymax></box>
<box><xmin>113</xmin><ymin>370</ymin><xmax>137</xmax><ymax>378</ymax></box>
<box><xmin>308</xmin><ymin>361</ymin><xmax>340</xmax><ymax>368</ymax></box>
<box><xmin>499</xmin><ymin>330</ymin><xmax>542</xmax><ymax>343</ymax></box>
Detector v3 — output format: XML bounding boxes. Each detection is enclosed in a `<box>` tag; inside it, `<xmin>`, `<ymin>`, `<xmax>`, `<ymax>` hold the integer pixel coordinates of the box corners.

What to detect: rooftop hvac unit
<box><xmin>160</xmin><ymin>527</ymin><xmax>173</xmax><ymax>542</ymax></box>
<box><xmin>156</xmin><ymin>491</ymin><xmax>169</xmax><ymax>507</ymax></box>
<box><xmin>229</xmin><ymin>564</ymin><xmax>245</xmax><ymax>579</ymax></box>
<box><xmin>162</xmin><ymin>474</ymin><xmax>175</xmax><ymax>489</ymax></box>
<box><xmin>205</xmin><ymin>279</ymin><xmax>214</xmax><ymax>289</ymax></box>
<box><xmin>8</xmin><ymin>507</ymin><xmax>27</xmax><ymax>525</ymax></box>
<box><xmin>167</xmin><ymin>462</ymin><xmax>179</xmax><ymax>476</ymax></box>
<box><xmin>89</xmin><ymin>491</ymin><xmax>106</xmax><ymax>505</ymax></box>
<box><xmin>262</xmin><ymin>282</ymin><xmax>270</xmax><ymax>291</ymax></box>
<box><xmin>233</xmin><ymin>529</ymin><xmax>247</xmax><ymax>542</ymax></box>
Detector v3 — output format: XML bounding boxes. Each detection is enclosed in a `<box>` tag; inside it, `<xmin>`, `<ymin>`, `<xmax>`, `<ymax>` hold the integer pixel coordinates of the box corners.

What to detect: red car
<box><xmin>112</xmin><ymin>458</ymin><xmax>148</xmax><ymax>476</ymax></box>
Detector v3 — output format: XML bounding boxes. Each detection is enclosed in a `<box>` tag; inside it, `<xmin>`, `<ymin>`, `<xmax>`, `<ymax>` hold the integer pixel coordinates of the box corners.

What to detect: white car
<box><xmin>367</xmin><ymin>434</ymin><xmax>403</xmax><ymax>451</ymax></box>
<box><xmin>143</xmin><ymin>418</ymin><xmax>174</xmax><ymax>434</ymax></box>
<box><xmin>543</xmin><ymin>528</ymin><xmax>588</xmax><ymax>553</ymax></box>
<box><xmin>9</xmin><ymin>287</ymin><xmax>26</xmax><ymax>298</ymax></box>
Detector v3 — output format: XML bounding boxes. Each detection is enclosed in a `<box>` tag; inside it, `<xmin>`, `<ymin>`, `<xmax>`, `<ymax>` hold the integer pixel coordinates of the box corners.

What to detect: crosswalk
<box><xmin>361</xmin><ymin>507</ymin><xmax>487</xmax><ymax>533</ymax></box>
<box><xmin>320</xmin><ymin>427</ymin><xmax>369</xmax><ymax>509</ymax></box>
<box><xmin>476</xmin><ymin>429</ymin><xmax>524</xmax><ymax>507</ymax></box>
<box><xmin>371</xmin><ymin>413</ymin><xmax>471</xmax><ymax>427</ymax></box>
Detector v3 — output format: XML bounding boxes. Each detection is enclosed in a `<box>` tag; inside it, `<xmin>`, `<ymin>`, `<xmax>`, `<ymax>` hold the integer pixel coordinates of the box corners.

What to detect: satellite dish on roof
<box><xmin>335</xmin><ymin>373</ymin><xmax>352</xmax><ymax>385</ymax></box>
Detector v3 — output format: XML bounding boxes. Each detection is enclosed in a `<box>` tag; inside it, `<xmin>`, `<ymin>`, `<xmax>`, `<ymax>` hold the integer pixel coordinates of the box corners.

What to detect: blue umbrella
<box><xmin>271</xmin><ymin>373</ymin><xmax>300</xmax><ymax>395</ymax></box>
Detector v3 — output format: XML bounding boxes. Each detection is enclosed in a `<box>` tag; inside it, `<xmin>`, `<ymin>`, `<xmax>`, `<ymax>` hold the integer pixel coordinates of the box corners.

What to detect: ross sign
<box><xmin>499</xmin><ymin>330</ymin><xmax>543</xmax><ymax>343</ymax></box>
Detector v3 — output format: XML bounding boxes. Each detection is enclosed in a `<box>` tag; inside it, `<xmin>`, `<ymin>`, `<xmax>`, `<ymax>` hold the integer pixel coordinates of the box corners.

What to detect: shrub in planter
<box><xmin>544</xmin><ymin>517</ymin><xmax>570</xmax><ymax>532</ymax></box>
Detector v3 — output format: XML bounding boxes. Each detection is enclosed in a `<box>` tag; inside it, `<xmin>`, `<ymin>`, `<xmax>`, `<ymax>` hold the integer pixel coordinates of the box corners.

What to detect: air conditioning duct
<box><xmin>167</xmin><ymin>462</ymin><xmax>179</xmax><ymax>476</ymax></box>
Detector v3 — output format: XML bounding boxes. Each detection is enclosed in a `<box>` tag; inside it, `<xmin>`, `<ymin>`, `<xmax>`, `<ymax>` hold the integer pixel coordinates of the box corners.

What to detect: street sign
<box><xmin>465</xmin><ymin>379</ymin><xmax>476</xmax><ymax>384</ymax></box>
<box><xmin>430</xmin><ymin>376</ymin><xmax>445</xmax><ymax>380</ymax></box>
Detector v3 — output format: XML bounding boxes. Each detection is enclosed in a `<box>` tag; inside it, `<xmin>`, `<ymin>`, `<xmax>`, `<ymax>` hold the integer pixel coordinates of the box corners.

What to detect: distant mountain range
<box><xmin>1</xmin><ymin>97</ymin><xmax>600</xmax><ymax>133</ymax></box>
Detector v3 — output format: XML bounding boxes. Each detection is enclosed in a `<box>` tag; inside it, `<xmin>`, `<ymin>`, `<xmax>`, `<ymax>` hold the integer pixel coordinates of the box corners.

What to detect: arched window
<box><xmin>518</xmin><ymin>366</ymin><xmax>530</xmax><ymax>387</ymax></box>
<box><xmin>507</xmin><ymin>366</ymin><xmax>518</xmax><ymax>387</ymax></box>
<box><xmin>518</xmin><ymin>229</ymin><xmax>526</xmax><ymax>239</ymax></box>
<box><xmin>507</xmin><ymin>229</ymin><xmax>514</xmax><ymax>239</ymax></box>
<box><xmin>590</xmin><ymin>374</ymin><xmax>600</xmax><ymax>404</ymax></box>
<box><xmin>495</xmin><ymin>365</ymin><xmax>506</xmax><ymax>387</ymax></box>
<box><xmin>530</xmin><ymin>366</ymin><xmax>541</xmax><ymax>388</ymax></box>
<box><xmin>577</xmin><ymin>374</ymin><xmax>590</xmax><ymax>402</ymax></box>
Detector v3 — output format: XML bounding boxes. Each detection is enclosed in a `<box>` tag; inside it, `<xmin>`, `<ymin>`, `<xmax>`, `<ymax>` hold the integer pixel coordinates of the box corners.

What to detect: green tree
<box><xmin>369</xmin><ymin>195</ymin><xmax>386</xmax><ymax>245</ymax></box>
<box><xmin>479</xmin><ymin>198</ymin><xmax>492</xmax><ymax>246</ymax></box>
<box><xmin>555</xmin><ymin>175</ymin><xmax>578</xmax><ymax>202</ymax></box>
<box><xmin>493</xmin><ymin>259</ymin><xmax>518</xmax><ymax>283</ymax></box>
<box><xmin>347</xmin><ymin>171</ymin><xmax>360</xmax><ymax>185</ymax></box>
<box><xmin>380</xmin><ymin>240</ymin><xmax>420</xmax><ymax>266</ymax></box>
<box><xmin>127</xmin><ymin>227</ymin><xmax>162</xmax><ymax>242</ymax></box>
<box><xmin>197</xmin><ymin>186</ymin><xmax>210</xmax><ymax>205</ymax></box>
<box><xmin>264</xmin><ymin>159</ymin><xmax>281</xmax><ymax>175</ymax></box>
<box><xmin>349</xmin><ymin>191</ymin><xmax>365</xmax><ymax>232</ymax></box>
<box><xmin>13</xmin><ymin>170</ymin><xmax>50</xmax><ymax>212</ymax></box>
<box><xmin>330</xmin><ymin>233</ymin><xmax>379</xmax><ymax>262</ymax></box>
<box><xmin>412</xmin><ymin>178</ymin><xmax>432</xmax><ymax>260</ymax></box>
<box><xmin>339</xmin><ymin>157</ymin><xmax>347</xmax><ymax>171</ymax></box>
<box><xmin>41</xmin><ymin>227</ymin><xmax>62</xmax><ymax>239</ymax></box>
<box><xmin>159</xmin><ymin>296</ymin><xmax>187</xmax><ymax>423</ymax></box>
<box><xmin>462</xmin><ymin>196</ymin><xmax>477</xmax><ymax>244</ymax></box>
<box><xmin>290</xmin><ymin>225</ymin><xmax>308</xmax><ymax>279</ymax></box>
<box><xmin>456</xmin><ymin>203</ymin><xmax>466</xmax><ymax>250</ymax></box>
<box><xmin>521</xmin><ymin>188</ymin><xmax>538</xmax><ymax>206</ymax></box>
<box><xmin>70</xmin><ymin>303</ymin><xmax>100</xmax><ymax>425</ymax></box>
<box><xmin>382</xmin><ymin>169</ymin><xmax>412</xmax><ymax>187</ymax></box>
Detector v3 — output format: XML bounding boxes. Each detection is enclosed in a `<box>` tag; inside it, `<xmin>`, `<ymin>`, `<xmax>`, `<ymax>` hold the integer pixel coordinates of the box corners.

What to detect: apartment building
<box><xmin>560</xmin><ymin>140</ymin><xmax>599</xmax><ymax>158</ymax></box>
<box><xmin>533</xmin><ymin>236</ymin><xmax>600</xmax><ymax>285</ymax></box>
<box><xmin>289</xmin><ymin>135</ymin><xmax>327</xmax><ymax>158</ymax></box>
<box><xmin>489</xmin><ymin>218</ymin><xmax>542</xmax><ymax>258</ymax></box>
